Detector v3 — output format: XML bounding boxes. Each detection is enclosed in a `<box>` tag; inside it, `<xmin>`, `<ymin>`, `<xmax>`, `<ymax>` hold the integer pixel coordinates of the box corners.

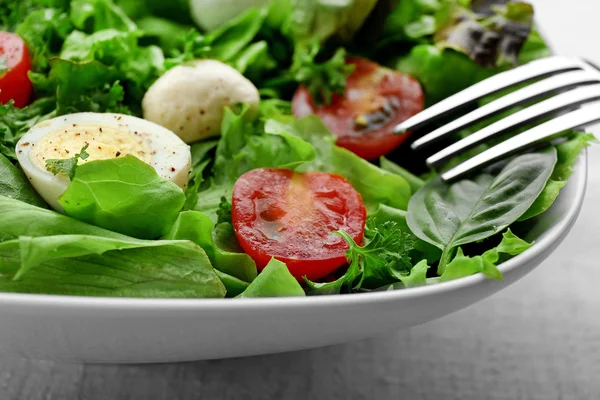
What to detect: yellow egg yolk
<box><xmin>29</xmin><ymin>123</ymin><xmax>152</xmax><ymax>172</ymax></box>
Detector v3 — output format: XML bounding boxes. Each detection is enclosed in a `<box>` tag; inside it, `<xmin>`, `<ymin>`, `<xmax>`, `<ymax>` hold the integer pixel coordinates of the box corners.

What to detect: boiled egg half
<box><xmin>16</xmin><ymin>113</ymin><xmax>192</xmax><ymax>211</ymax></box>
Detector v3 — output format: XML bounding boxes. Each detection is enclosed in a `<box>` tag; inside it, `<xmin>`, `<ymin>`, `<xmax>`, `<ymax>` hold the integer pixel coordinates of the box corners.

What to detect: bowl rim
<box><xmin>0</xmin><ymin>150</ymin><xmax>588</xmax><ymax>311</ymax></box>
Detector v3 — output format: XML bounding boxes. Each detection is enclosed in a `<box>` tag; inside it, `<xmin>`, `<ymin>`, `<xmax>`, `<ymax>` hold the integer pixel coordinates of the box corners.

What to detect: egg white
<box><xmin>16</xmin><ymin>113</ymin><xmax>192</xmax><ymax>212</ymax></box>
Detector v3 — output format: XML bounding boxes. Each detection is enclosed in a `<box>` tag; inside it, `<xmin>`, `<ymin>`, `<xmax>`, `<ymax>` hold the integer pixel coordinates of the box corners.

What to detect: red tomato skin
<box><xmin>232</xmin><ymin>168</ymin><xmax>367</xmax><ymax>281</ymax></box>
<box><xmin>0</xmin><ymin>32</ymin><xmax>33</xmax><ymax>108</ymax></box>
<box><xmin>292</xmin><ymin>57</ymin><xmax>424</xmax><ymax>160</ymax></box>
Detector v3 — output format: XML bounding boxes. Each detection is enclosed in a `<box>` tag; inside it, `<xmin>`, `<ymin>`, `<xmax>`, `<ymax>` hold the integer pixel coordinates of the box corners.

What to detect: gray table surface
<box><xmin>1</xmin><ymin>1</ymin><xmax>600</xmax><ymax>399</ymax></box>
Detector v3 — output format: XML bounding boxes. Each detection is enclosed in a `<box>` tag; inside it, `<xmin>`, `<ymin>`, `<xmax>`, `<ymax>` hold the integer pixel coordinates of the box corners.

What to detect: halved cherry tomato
<box><xmin>0</xmin><ymin>32</ymin><xmax>32</xmax><ymax>108</ymax></box>
<box><xmin>232</xmin><ymin>168</ymin><xmax>366</xmax><ymax>281</ymax></box>
<box><xmin>292</xmin><ymin>57</ymin><xmax>424</xmax><ymax>160</ymax></box>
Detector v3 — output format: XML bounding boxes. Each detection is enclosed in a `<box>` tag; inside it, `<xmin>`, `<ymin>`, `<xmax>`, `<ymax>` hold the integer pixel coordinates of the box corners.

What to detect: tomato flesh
<box><xmin>292</xmin><ymin>57</ymin><xmax>424</xmax><ymax>160</ymax></box>
<box><xmin>232</xmin><ymin>168</ymin><xmax>366</xmax><ymax>281</ymax></box>
<box><xmin>0</xmin><ymin>32</ymin><xmax>32</xmax><ymax>108</ymax></box>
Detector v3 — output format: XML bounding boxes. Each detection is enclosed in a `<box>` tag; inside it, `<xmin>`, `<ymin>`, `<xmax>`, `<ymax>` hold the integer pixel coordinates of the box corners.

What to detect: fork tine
<box><xmin>440</xmin><ymin>103</ymin><xmax>600</xmax><ymax>182</ymax></box>
<box><xmin>411</xmin><ymin>70</ymin><xmax>600</xmax><ymax>151</ymax></box>
<box><xmin>393</xmin><ymin>56</ymin><xmax>585</xmax><ymax>134</ymax></box>
<box><xmin>427</xmin><ymin>84</ymin><xmax>600</xmax><ymax>168</ymax></box>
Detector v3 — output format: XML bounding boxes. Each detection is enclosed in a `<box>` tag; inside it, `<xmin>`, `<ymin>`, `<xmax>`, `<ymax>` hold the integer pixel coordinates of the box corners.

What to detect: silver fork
<box><xmin>394</xmin><ymin>56</ymin><xmax>600</xmax><ymax>182</ymax></box>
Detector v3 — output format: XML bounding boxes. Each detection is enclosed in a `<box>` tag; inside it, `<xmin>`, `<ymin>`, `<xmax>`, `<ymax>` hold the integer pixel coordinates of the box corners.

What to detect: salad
<box><xmin>0</xmin><ymin>0</ymin><xmax>593</xmax><ymax>299</ymax></box>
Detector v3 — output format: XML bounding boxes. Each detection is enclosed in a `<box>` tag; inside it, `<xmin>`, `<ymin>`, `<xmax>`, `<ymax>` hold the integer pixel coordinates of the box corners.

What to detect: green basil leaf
<box><xmin>59</xmin><ymin>155</ymin><xmax>185</xmax><ymax>239</ymax></box>
<box><xmin>407</xmin><ymin>148</ymin><xmax>556</xmax><ymax>273</ymax></box>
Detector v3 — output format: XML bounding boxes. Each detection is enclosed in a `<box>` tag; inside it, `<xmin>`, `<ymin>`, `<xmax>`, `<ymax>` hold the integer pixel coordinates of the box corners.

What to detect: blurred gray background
<box><xmin>1</xmin><ymin>0</ymin><xmax>599</xmax><ymax>399</ymax></box>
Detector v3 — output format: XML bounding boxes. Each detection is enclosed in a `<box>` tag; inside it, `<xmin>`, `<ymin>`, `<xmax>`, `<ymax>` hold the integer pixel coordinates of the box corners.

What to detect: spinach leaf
<box><xmin>0</xmin><ymin>154</ymin><xmax>47</xmax><ymax>207</ymax></box>
<box><xmin>438</xmin><ymin>229</ymin><xmax>532</xmax><ymax>282</ymax></box>
<box><xmin>0</xmin><ymin>235</ymin><xmax>225</xmax><ymax>298</ymax></box>
<box><xmin>407</xmin><ymin>148</ymin><xmax>556</xmax><ymax>273</ymax></box>
<box><xmin>59</xmin><ymin>155</ymin><xmax>185</xmax><ymax>239</ymax></box>
<box><xmin>236</xmin><ymin>258</ymin><xmax>305</xmax><ymax>298</ymax></box>
<box><xmin>265</xmin><ymin>116</ymin><xmax>412</xmax><ymax>211</ymax></box>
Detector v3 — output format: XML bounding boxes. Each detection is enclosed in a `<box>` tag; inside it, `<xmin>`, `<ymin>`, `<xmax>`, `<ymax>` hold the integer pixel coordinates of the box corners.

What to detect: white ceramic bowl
<box><xmin>0</xmin><ymin>152</ymin><xmax>587</xmax><ymax>363</ymax></box>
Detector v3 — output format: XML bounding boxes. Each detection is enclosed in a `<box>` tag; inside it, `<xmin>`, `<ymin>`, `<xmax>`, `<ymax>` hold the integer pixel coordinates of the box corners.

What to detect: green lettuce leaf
<box><xmin>0</xmin><ymin>194</ymin><xmax>129</xmax><ymax>241</ymax></box>
<box><xmin>519</xmin><ymin>133</ymin><xmax>596</xmax><ymax>221</ymax></box>
<box><xmin>0</xmin><ymin>98</ymin><xmax>56</xmax><ymax>160</ymax></box>
<box><xmin>59</xmin><ymin>155</ymin><xmax>185</xmax><ymax>239</ymax></box>
<box><xmin>439</xmin><ymin>229</ymin><xmax>532</xmax><ymax>282</ymax></box>
<box><xmin>0</xmin><ymin>154</ymin><xmax>48</xmax><ymax>208</ymax></box>
<box><xmin>236</xmin><ymin>258</ymin><xmax>305</xmax><ymax>298</ymax></box>
<box><xmin>49</xmin><ymin>58</ymin><xmax>131</xmax><ymax>115</ymax></box>
<box><xmin>195</xmin><ymin>107</ymin><xmax>315</xmax><ymax>221</ymax></box>
<box><xmin>70</xmin><ymin>0</ymin><xmax>137</xmax><ymax>32</ymax></box>
<box><xmin>0</xmin><ymin>235</ymin><xmax>226</xmax><ymax>298</ymax></box>
<box><xmin>163</xmin><ymin>211</ymin><xmax>257</xmax><ymax>284</ymax></box>
<box><xmin>15</xmin><ymin>8</ymin><xmax>73</xmax><ymax>72</ymax></box>
<box><xmin>379</xmin><ymin>156</ymin><xmax>425</xmax><ymax>194</ymax></box>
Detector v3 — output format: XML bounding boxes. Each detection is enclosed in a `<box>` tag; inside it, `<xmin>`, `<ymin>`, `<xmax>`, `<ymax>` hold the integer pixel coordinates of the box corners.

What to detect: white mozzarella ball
<box><xmin>142</xmin><ymin>60</ymin><xmax>260</xmax><ymax>144</ymax></box>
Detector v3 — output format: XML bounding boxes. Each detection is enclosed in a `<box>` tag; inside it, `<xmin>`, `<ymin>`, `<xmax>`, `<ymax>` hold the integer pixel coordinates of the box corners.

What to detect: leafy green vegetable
<box><xmin>407</xmin><ymin>148</ymin><xmax>557</xmax><ymax>274</ymax></box>
<box><xmin>284</xmin><ymin>0</ymin><xmax>379</xmax><ymax>44</ymax></box>
<box><xmin>45</xmin><ymin>144</ymin><xmax>89</xmax><ymax>179</ymax></box>
<box><xmin>265</xmin><ymin>116</ymin><xmax>412</xmax><ymax>211</ymax></box>
<box><xmin>70</xmin><ymin>0</ymin><xmax>137</xmax><ymax>32</ymax></box>
<box><xmin>236</xmin><ymin>258</ymin><xmax>305</xmax><ymax>298</ymax></box>
<box><xmin>519</xmin><ymin>133</ymin><xmax>596</xmax><ymax>221</ymax></box>
<box><xmin>379</xmin><ymin>157</ymin><xmax>425</xmax><ymax>194</ymax></box>
<box><xmin>0</xmin><ymin>194</ymin><xmax>129</xmax><ymax>241</ymax></box>
<box><xmin>216</xmin><ymin>197</ymin><xmax>232</xmax><ymax>225</ymax></box>
<box><xmin>289</xmin><ymin>44</ymin><xmax>354</xmax><ymax>105</ymax></box>
<box><xmin>184</xmin><ymin>140</ymin><xmax>218</xmax><ymax>210</ymax></box>
<box><xmin>163</xmin><ymin>211</ymin><xmax>257</xmax><ymax>284</ymax></box>
<box><xmin>209</xmin><ymin>7</ymin><xmax>268</xmax><ymax>63</ymax></box>
<box><xmin>435</xmin><ymin>2</ymin><xmax>534</xmax><ymax>67</ymax></box>
<box><xmin>195</xmin><ymin>107</ymin><xmax>315</xmax><ymax>221</ymax></box>
<box><xmin>59</xmin><ymin>155</ymin><xmax>185</xmax><ymax>239</ymax></box>
<box><xmin>395</xmin><ymin>44</ymin><xmax>501</xmax><ymax>105</ymax></box>
<box><xmin>369</xmin><ymin>203</ymin><xmax>441</xmax><ymax>264</ymax></box>
<box><xmin>439</xmin><ymin>229</ymin><xmax>532</xmax><ymax>282</ymax></box>
<box><xmin>0</xmin><ymin>154</ymin><xmax>47</xmax><ymax>207</ymax></box>
<box><xmin>0</xmin><ymin>98</ymin><xmax>56</xmax><ymax>160</ymax></box>
<box><xmin>306</xmin><ymin>218</ymin><xmax>416</xmax><ymax>295</ymax></box>
<box><xmin>0</xmin><ymin>235</ymin><xmax>226</xmax><ymax>298</ymax></box>
<box><xmin>49</xmin><ymin>58</ymin><xmax>130</xmax><ymax>115</ymax></box>
<box><xmin>15</xmin><ymin>8</ymin><xmax>73</xmax><ymax>72</ymax></box>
